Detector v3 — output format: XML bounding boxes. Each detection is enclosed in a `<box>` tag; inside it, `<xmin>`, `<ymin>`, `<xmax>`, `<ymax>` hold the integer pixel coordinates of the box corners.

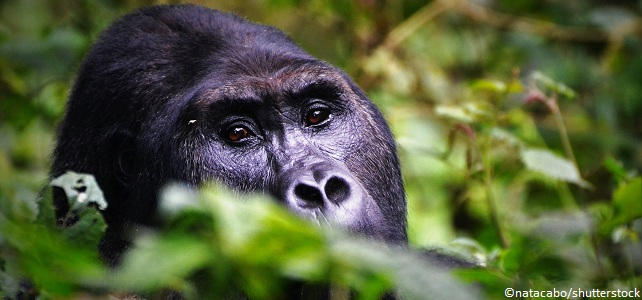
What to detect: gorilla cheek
<box><xmin>180</xmin><ymin>142</ymin><xmax>270</xmax><ymax>191</ymax></box>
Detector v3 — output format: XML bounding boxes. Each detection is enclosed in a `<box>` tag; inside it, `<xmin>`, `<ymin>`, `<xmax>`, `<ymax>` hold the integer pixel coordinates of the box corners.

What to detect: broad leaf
<box><xmin>613</xmin><ymin>177</ymin><xmax>642</xmax><ymax>222</ymax></box>
<box><xmin>520</xmin><ymin>148</ymin><xmax>589</xmax><ymax>187</ymax></box>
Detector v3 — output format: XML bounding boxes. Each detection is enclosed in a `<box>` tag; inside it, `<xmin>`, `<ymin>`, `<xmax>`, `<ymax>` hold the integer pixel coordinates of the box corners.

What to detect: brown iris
<box><xmin>226</xmin><ymin>126</ymin><xmax>250</xmax><ymax>142</ymax></box>
<box><xmin>305</xmin><ymin>109</ymin><xmax>330</xmax><ymax>126</ymax></box>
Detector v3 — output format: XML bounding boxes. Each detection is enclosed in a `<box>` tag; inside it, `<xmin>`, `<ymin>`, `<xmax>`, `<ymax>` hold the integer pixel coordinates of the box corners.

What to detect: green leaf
<box><xmin>470</xmin><ymin>79</ymin><xmax>506</xmax><ymax>93</ymax></box>
<box><xmin>613</xmin><ymin>177</ymin><xmax>642</xmax><ymax>222</ymax></box>
<box><xmin>449</xmin><ymin>237</ymin><xmax>489</xmax><ymax>265</ymax></box>
<box><xmin>531</xmin><ymin>212</ymin><xmax>593</xmax><ymax>240</ymax></box>
<box><xmin>61</xmin><ymin>208</ymin><xmax>107</xmax><ymax>248</ymax></box>
<box><xmin>0</xmin><ymin>215</ymin><xmax>105</xmax><ymax>298</ymax></box>
<box><xmin>520</xmin><ymin>148</ymin><xmax>589</xmax><ymax>187</ymax></box>
<box><xmin>603</xmin><ymin>156</ymin><xmax>630</xmax><ymax>183</ymax></box>
<box><xmin>491</xmin><ymin>128</ymin><xmax>524</xmax><ymax>148</ymax></box>
<box><xmin>435</xmin><ymin>105</ymin><xmax>475</xmax><ymax>123</ymax></box>
<box><xmin>154</xmin><ymin>184</ymin><xmax>481</xmax><ymax>299</ymax></box>
<box><xmin>35</xmin><ymin>186</ymin><xmax>57</xmax><ymax>229</ymax></box>
<box><xmin>435</xmin><ymin>103</ymin><xmax>491</xmax><ymax>123</ymax></box>
<box><xmin>330</xmin><ymin>238</ymin><xmax>481</xmax><ymax>300</ymax></box>
<box><xmin>506</xmin><ymin>80</ymin><xmax>524</xmax><ymax>94</ymax></box>
<box><xmin>110</xmin><ymin>235</ymin><xmax>211</xmax><ymax>295</ymax></box>
<box><xmin>531</xmin><ymin>71</ymin><xmax>577</xmax><ymax>99</ymax></box>
<box><xmin>0</xmin><ymin>190</ymin><xmax>38</xmax><ymax>223</ymax></box>
<box><xmin>199</xmin><ymin>185</ymin><xmax>328</xmax><ymax>279</ymax></box>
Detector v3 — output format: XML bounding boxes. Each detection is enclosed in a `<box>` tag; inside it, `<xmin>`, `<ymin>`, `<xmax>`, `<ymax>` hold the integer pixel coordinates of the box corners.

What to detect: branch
<box><xmin>379</xmin><ymin>0</ymin><xmax>611</xmax><ymax>52</ymax></box>
<box><xmin>381</xmin><ymin>1</ymin><xmax>451</xmax><ymax>51</ymax></box>
<box><xmin>443</xmin><ymin>0</ymin><xmax>610</xmax><ymax>42</ymax></box>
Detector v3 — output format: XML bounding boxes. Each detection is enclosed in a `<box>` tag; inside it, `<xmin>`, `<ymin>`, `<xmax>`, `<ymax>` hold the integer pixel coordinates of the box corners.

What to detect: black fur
<box><xmin>52</xmin><ymin>4</ymin><xmax>407</xmax><ymax>264</ymax></box>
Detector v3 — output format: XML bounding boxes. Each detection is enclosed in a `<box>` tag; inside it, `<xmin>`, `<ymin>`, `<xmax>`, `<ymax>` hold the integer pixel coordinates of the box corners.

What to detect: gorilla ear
<box><xmin>110</xmin><ymin>131</ymin><xmax>135</xmax><ymax>185</ymax></box>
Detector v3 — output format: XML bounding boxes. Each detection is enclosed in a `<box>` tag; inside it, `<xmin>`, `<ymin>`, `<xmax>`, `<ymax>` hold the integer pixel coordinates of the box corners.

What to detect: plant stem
<box><xmin>556</xmin><ymin>181</ymin><xmax>579</xmax><ymax>210</ymax></box>
<box><xmin>381</xmin><ymin>1</ymin><xmax>449</xmax><ymax>51</ymax></box>
<box><xmin>482</xmin><ymin>128</ymin><xmax>508</xmax><ymax>248</ymax></box>
<box><xmin>445</xmin><ymin>0</ymin><xmax>608</xmax><ymax>42</ymax></box>
<box><xmin>548</xmin><ymin>94</ymin><xmax>586</xmax><ymax>209</ymax></box>
<box><xmin>550</xmin><ymin>98</ymin><xmax>578</xmax><ymax>169</ymax></box>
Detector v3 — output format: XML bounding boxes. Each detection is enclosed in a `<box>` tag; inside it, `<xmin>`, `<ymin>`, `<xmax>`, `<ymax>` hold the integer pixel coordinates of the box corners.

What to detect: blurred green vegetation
<box><xmin>1</xmin><ymin>0</ymin><xmax>641</xmax><ymax>299</ymax></box>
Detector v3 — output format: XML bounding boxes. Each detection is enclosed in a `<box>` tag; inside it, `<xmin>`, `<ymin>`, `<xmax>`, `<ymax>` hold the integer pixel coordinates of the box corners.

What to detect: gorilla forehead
<box><xmin>97</xmin><ymin>5</ymin><xmax>351</xmax><ymax>110</ymax></box>
<box><xmin>192</xmin><ymin>65</ymin><xmax>350</xmax><ymax>107</ymax></box>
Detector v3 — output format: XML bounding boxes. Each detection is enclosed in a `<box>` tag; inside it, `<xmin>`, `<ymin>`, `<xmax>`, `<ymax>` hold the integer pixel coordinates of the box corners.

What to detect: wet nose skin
<box><xmin>281</xmin><ymin>161</ymin><xmax>382</xmax><ymax>235</ymax></box>
<box><xmin>293</xmin><ymin>175</ymin><xmax>352</xmax><ymax>208</ymax></box>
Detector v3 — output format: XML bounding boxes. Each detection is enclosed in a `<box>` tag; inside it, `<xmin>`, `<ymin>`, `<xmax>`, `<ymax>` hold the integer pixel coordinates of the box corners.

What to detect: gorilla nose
<box><xmin>293</xmin><ymin>175</ymin><xmax>352</xmax><ymax>208</ymax></box>
<box><xmin>280</xmin><ymin>162</ymin><xmax>381</xmax><ymax>235</ymax></box>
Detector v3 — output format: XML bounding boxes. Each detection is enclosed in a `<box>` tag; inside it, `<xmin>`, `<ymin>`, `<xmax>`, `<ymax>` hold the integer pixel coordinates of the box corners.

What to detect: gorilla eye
<box><xmin>305</xmin><ymin>109</ymin><xmax>331</xmax><ymax>126</ymax></box>
<box><xmin>225</xmin><ymin>126</ymin><xmax>252</xmax><ymax>142</ymax></box>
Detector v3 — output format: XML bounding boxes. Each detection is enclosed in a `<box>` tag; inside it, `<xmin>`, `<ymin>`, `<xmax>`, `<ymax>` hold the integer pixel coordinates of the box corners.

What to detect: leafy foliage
<box><xmin>1</xmin><ymin>175</ymin><xmax>479</xmax><ymax>299</ymax></box>
<box><xmin>1</xmin><ymin>0</ymin><xmax>641</xmax><ymax>298</ymax></box>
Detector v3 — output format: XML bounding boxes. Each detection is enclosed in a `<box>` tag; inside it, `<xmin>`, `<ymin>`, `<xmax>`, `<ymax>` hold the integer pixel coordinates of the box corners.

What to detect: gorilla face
<box><xmin>169</xmin><ymin>61</ymin><xmax>402</xmax><ymax>240</ymax></box>
<box><xmin>176</xmin><ymin>67</ymin><xmax>388</xmax><ymax>235</ymax></box>
<box><xmin>52</xmin><ymin>4</ymin><xmax>407</xmax><ymax>259</ymax></box>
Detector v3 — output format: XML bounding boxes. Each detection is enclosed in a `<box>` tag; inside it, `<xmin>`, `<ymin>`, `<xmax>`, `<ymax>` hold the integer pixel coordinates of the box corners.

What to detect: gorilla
<box><xmin>52</xmin><ymin>4</ymin><xmax>431</xmax><ymax>270</ymax></box>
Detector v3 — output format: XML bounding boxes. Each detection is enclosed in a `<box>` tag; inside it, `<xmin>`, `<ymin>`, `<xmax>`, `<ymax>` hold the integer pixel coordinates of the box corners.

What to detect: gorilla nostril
<box><xmin>294</xmin><ymin>183</ymin><xmax>324</xmax><ymax>207</ymax></box>
<box><xmin>325</xmin><ymin>176</ymin><xmax>350</xmax><ymax>204</ymax></box>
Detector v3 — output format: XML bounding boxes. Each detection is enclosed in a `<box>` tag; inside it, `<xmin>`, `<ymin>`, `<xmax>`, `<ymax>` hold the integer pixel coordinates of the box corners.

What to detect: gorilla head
<box><xmin>52</xmin><ymin>4</ymin><xmax>407</xmax><ymax>260</ymax></box>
